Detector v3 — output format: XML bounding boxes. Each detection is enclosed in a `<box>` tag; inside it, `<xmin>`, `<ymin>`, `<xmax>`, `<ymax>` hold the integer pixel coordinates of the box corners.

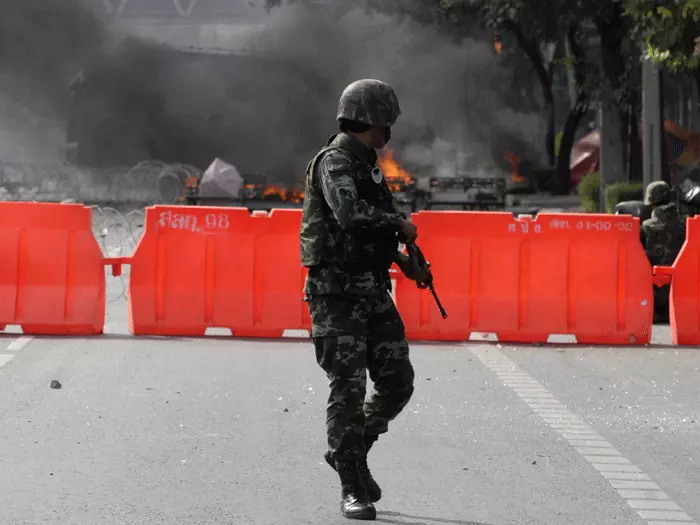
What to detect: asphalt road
<box><xmin>0</xmin><ymin>213</ymin><xmax>696</xmax><ymax>525</ymax></box>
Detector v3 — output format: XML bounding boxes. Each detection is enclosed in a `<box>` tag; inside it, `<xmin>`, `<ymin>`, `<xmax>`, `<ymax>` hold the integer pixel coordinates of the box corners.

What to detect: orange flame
<box><xmin>263</xmin><ymin>185</ymin><xmax>288</xmax><ymax>200</ymax></box>
<box><xmin>378</xmin><ymin>147</ymin><xmax>414</xmax><ymax>193</ymax></box>
<box><xmin>260</xmin><ymin>185</ymin><xmax>305</xmax><ymax>203</ymax></box>
<box><xmin>505</xmin><ymin>151</ymin><xmax>524</xmax><ymax>183</ymax></box>
<box><xmin>288</xmin><ymin>188</ymin><xmax>305</xmax><ymax>203</ymax></box>
<box><xmin>493</xmin><ymin>33</ymin><xmax>503</xmax><ymax>55</ymax></box>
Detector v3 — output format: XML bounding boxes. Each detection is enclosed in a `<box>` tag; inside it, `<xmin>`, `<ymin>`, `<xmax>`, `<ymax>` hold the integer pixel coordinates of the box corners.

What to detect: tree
<box><xmin>624</xmin><ymin>0</ymin><xmax>700</xmax><ymax>71</ymax></box>
<box><xmin>554</xmin><ymin>1</ymin><xmax>643</xmax><ymax>185</ymax></box>
<box><xmin>555</xmin><ymin>23</ymin><xmax>591</xmax><ymax>191</ymax></box>
<box><xmin>591</xmin><ymin>1</ymin><xmax>643</xmax><ymax>182</ymax></box>
<box><xmin>265</xmin><ymin>0</ymin><xmax>564</xmax><ymax>169</ymax></box>
<box><xmin>624</xmin><ymin>0</ymin><xmax>700</xmax><ymax>97</ymax></box>
<box><xmin>440</xmin><ymin>0</ymin><xmax>566</xmax><ymax>170</ymax></box>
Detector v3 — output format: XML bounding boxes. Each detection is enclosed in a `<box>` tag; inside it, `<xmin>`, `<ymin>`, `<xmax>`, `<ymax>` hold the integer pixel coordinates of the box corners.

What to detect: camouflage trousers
<box><xmin>307</xmin><ymin>292</ymin><xmax>415</xmax><ymax>462</ymax></box>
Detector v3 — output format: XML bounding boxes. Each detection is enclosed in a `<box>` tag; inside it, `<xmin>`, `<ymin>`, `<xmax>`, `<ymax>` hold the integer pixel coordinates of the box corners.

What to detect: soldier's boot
<box><xmin>360</xmin><ymin>434</ymin><xmax>381</xmax><ymax>502</ymax></box>
<box><xmin>325</xmin><ymin>434</ymin><xmax>381</xmax><ymax>502</ymax></box>
<box><xmin>336</xmin><ymin>460</ymin><xmax>377</xmax><ymax>521</ymax></box>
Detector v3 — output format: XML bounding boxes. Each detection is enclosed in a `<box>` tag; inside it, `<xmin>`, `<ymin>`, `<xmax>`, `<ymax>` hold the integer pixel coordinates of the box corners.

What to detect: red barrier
<box><xmin>128</xmin><ymin>206</ymin><xmax>309</xmax><ymax>337</ymax></box>
<box><xmin>395</xmin><ymin>211</ymin><xmax>653</xmax><ymax>344</ymax></box>
<box><xmin>659</xmin><ymin>216</ymin><xmax>700</xmax><ymax>345</ymax></box>
<box><xmin>0</xmin><ymin>202</ymin><xmax>105</xmax><ymax>335</ymax></box>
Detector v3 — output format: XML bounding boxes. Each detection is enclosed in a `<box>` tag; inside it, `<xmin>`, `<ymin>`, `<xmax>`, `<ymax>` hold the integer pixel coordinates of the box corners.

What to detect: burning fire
<box><xmin>194</xmin><ymin>154</ymin><xmax>414</xmax><ymax>204</ymax></box>
<box><xmin>260</xmin><ymin>185</ymin><xmax>305</xmax><ymax>203</ymax></box>
<box><xmin>505</xmin><ymin>151</ymin><xmax>525</xmax><ymax>183</ymax></box>
<box><xmin>288</xmin><ymin>188</ymin><xmax>304</xmax><ymax>203</ymax></box>
<box><xmin>263</xmin><ymin>185</ymin><xmax>288</xmax><ymax>200</ymax></box>
<box><xmin>378</xmin><ymin>147</ymin><xmax>414</xmax><ymax>192</ymax></box>
<box><xmin>493</xmin><ymin>32</ymin><xmax>503</xmax><ymax>55</ymax></box>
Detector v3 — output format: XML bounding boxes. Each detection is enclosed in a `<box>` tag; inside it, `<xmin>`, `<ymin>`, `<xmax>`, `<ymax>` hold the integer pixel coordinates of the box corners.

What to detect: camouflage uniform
<box><xmin>300</xmin><ymin>80</ymin><xmax>415</xmax><ymax>516</ymax></box>
<box><xmin>641</xmin><ymin>181</ymin><xmax>687</xmax><ymax>322</ymax></box>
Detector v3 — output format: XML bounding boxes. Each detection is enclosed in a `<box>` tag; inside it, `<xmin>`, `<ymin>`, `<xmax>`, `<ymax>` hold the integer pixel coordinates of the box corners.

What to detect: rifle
<box><xmin>405</xmin><ymin>242</ymin><xmax>448</xmax><ymax>319</ymax></box>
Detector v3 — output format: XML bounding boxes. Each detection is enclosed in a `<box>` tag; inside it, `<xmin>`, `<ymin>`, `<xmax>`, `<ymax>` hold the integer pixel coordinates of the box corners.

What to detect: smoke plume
<box><xmin>0</xmin><ymin>0</ymin><xmax>547</xmax><ymax>187</ymax></box>
<box><xmin>0</xmin><ymin>0</ymin><xmax>109</xmax><ymax>162</ymax></box>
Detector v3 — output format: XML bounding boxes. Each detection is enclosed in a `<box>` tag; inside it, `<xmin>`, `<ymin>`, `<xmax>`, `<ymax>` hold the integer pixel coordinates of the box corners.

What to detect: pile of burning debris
<box><xmin>183</xmin><ymin>147</ymin><xmax>415</xmax><ymax>208</ymax></box>
<box><xmin>182</xmin><ymin>147</ymin><xmax>534</xmax><ymax>213</ymax></box>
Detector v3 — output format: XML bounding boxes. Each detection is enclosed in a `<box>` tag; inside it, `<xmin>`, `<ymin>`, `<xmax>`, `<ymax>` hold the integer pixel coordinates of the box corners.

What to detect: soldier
<box><xmin>641</xmin><ymin>180</ymin><xmax>686</xmax><ymax>322</ymax></box>
<box><xmin>299</xmin><ymin>79</ymin><xmax>428</xmax><ymax>520</ymax></box>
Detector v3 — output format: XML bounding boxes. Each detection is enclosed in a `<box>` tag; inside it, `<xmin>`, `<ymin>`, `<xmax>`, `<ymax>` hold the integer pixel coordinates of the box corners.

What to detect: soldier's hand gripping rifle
<box><xmin>405</xmin><ymin>242</ymin><xmax>448</xmax><ymax>319</ymax></box>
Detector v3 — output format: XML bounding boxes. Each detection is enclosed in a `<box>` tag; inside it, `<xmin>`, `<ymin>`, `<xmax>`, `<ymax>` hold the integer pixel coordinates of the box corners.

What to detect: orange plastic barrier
<box><xmin>394</xmin><ymin>211</ymin><xmax>653</xmax><ymax>344</ymax></box>
<box><xmin>656</xmin><ymin>216</ymin><xmax>700</xmax><ymax>345</ymax></box>
<box><xmin>0</xmin><ymin>202</ymin><xmax>106</xmax><ymax>335</ymax></box>
<box><xmin>128</xmin><ymin>206</ymin><xmax>309</xmax><ymax>337</ymax></box>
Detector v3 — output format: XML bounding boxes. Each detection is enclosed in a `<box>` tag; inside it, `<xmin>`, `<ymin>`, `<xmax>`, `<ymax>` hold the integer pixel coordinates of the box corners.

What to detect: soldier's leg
<box><xmin>313</xmin><ymin>334</ymin><xmax>369</xmax><ymax>460</ymax></box>
<box><xmin>307</xmin><ymin>296</ymin><xmax>371</xmax><ymax>460</ymax></box>
<box><xmin>364</xmin><ymin>292</ymin><xmax>415</xmax><ymax>438</ymax></box>
<box><xmin>307</xmin><ymin>296</ymin><xmax>376</xmax><ymax>518</ymax></box>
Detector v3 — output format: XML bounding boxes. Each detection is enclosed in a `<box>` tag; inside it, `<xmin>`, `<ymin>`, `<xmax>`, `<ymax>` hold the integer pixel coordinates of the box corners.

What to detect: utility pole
<box><xmin>641</xmin><ymin>57</ymin><xmax>667</xmax><ymax>188</ymax></box>
<box><xmin>598</xmin><ymin>102</ymin><xmax>626</xmax><ymax>211</ymax></box>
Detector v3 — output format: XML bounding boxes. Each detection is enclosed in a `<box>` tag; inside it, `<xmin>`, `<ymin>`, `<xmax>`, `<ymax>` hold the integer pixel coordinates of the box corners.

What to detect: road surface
<box><xmin>0</xmin><ymin>211</ymin><xmax>696</xmax><ymax>525</ymax></box>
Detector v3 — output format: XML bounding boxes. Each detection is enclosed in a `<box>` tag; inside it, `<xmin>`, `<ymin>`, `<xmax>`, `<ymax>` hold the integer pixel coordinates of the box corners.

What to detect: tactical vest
<box><xmin>299</xmin><ymin>133</ymin><xmax>399</xmax><ymax>271</ymax></box>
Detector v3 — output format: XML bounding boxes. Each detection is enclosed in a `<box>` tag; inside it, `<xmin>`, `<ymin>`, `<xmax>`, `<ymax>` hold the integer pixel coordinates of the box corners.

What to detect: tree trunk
<box><xmin>509</xmin><ymin>23</ymin><xmax>556</xmax><ymax>167</ymax></box>
<box><xmin>596</xmin><ymin>3</ymin><xmax>629</xmax><ymax>183</ymax></box>
<box><xmin>692</xmin><ymin>69</ymin><xmax>700</xmax><ymax>130</ymax></box>
<box><xmin>555</xmin><ymin>29</ymin><xmax>588</xmax><ymax>192</ymax></box>
<box><xmin>556</xmin><ymin>99</ymin><xmax>587</xmax><ymax>193</ymax></box>
<box><xmin>545</xmin><ymin>101</ymin><xmax>556</xmax><ymax>168</ymax></box>
<box><xmin>619</xmin><ymin>107</ymin><xmax>630</xmax><ymax>179</ymax></box>
<box><xmin>628</xmin><ymin>112</ymin><xmax>642</xmax><ymax>181</ymax></box>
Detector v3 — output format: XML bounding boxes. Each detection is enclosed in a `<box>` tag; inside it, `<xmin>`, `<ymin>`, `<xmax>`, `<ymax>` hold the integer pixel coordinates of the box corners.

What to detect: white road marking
<box><xmin>639</xmin><ymin>512</ymin><xmax>694</xmax><ymax>521</ymax></box>
<box><xmin>471</xmin><ymin>347</ymin><xmax>697</xmax><ymax>525</ymax></box>
<box><xmin>0</xmin><ymin>354</ymin><xmax>15</xmax><ymax>367</ymax></box>
<box><xmin>619</xmin><ymin>491</ymin><xmax>669</xmax><ymax>500</ymax></box>
<box><xmin>6</xmin><ymin>336</ymin><xmax>34</xmax><ymax>351</ymax></box>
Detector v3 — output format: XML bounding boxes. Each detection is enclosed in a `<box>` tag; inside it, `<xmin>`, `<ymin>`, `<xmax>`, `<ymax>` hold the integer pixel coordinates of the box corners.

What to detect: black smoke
<box><xmin>0</xmin><ymin>0</ymin><xmax>547</xmax><ymax>183</ymax></box>
<box><xmin>0</xmin><ymin>0</ymin><xmax>108</xmax><ymax>161</ymax></box>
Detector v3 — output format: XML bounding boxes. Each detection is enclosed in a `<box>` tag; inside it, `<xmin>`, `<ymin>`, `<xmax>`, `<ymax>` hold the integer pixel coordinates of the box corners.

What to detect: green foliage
<box><xmin>577</xmin><ymin>171</ymin><xmax>600</xmax><ymax>213</ymax></box>
<box><xmin>604</xmin><ymin>182</ymin><xmax>644</xmax><ymax>213</ymax></box>
<box><xmin>624</xmin><ymin>0</ymin><xmax>700</xmax><ymax>71</ymax></box>
<box><xmin>435</xmin><ymin>0</ymin><xmax>570</xmax><ymax>49</ymax></box>
<box><xmin>577</xmin><ymin>174</ymin><xmax>644</xmax><ymax>214</ymax></box>
<box><xmin>554</xmin><ymin>131</ymin><xmax>563</xmax><ymax>157</ymax></box>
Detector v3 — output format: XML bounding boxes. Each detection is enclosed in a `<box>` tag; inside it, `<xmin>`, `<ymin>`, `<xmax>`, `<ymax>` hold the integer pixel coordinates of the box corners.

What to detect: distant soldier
<box><xmin>299</xmin><ymin>79</ymin><xmax>428</xmax><ymax>520</ymax></box>
<box><xmin>641</xmin><ymin>181</ymin><xmax>686</xmax><ymax>322</ymax></box>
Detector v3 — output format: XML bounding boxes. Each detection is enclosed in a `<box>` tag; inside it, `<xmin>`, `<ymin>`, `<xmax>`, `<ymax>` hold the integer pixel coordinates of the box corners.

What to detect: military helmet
<box><xmin>645</xmin><ymin>180</ymin><xmax>672</xmax><ymax>205</ymax></box>
<box><xmin>336</xmin><ymin>79</ymin><xmax>401</xmax><ymax>127</ymax></box>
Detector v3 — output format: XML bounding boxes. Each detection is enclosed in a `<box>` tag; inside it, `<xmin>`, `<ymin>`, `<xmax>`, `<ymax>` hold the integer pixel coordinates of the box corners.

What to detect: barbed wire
<box><xmin>0</xmin><ymin>159</ymin><xmax>205</xmax><ymax>304</ymax></box>
<box><xmin>0</xmin><ymin>158</ymin><xmax>201</xmax><ymax>205</ymax></box>
<box><xmin>91</xmin><ymin>205</ymin><xmax>146</xmax><ymax>304</ymax></box>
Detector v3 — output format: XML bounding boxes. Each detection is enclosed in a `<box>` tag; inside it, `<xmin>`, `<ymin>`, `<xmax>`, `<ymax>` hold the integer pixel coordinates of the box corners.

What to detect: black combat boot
<box><xmin>325</xmin><ymin>436</ymin><xmax>382</xmax><ymax>502</ymax></box>
<box><xmin>360</xmin><ymin>434</ymin><xmax>381</xmax><ymax>502</ymax></box>
<box><xmin>336</xmin><ymin>460</ymin><xmax>377</xmax><ymax>520</ymax></box>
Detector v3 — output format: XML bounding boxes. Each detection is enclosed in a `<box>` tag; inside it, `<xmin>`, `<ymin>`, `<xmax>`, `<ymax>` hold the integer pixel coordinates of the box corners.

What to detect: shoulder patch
<box><xmin>321</xmin><ymin>150</ymin><xmax>353</xmax><ymax>174</ymax></box>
